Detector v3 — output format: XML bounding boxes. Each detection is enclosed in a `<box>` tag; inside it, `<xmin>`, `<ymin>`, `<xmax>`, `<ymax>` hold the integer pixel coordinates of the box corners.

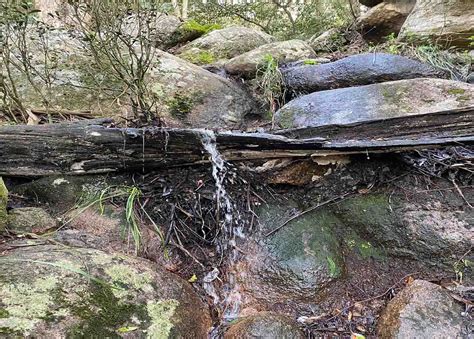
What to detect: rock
<box><xmin>224</xmin><ymin>313</ymin><xmax>304</xmax><ymax>339</ymax></box>
<box><xmin>281</xmin><ymin>57</ymin><xmax>331</xmax><ymax>69</ymax></box>
<box><xmin>164</xmin><ymin>20</ymin><xmax>224</xmax><ymax>49</ymax></box>
<box><xmin>307</xmin><ymin>28</ymin><xmax>347</xmax><ymax>53</ymax></box>
<box><xmin>399</xmin><ymin>0</ymin><xmax>474</xmax><ymax>48</ymax></box>
<box><xmin>7</xmin><ymin>207</ymin><xmax>56</xmax><ymax>234</ymax></box>
<box><xmin>377</xmin><ymin>280</ymin><xmax>466</xmax><ymax>338</ymax></box>
<box><xmin>243</xmin><ymin>200</ymin><xmax>343</xmax><ymax>300</ymax></box>
<box><xmin>283</xmin><ymin>53</ymin><xmax>442</xmax><ymax>95</ymax></box>
<box><xmin>334</xmin><ymin>193</ymin><xmax>473</xmax><ymax>262</ymax></box>
<box><xmin>224</xmin><ymin>40</ymin><xmax>316</xmax><ymax>78</ymax></box>
<box><xmin>275</xmin><ymin>78</ymin><xmax>474</xmax><ymax>129</ymax></box>
<box><xmin>122</xmin><ymin>12</ymin><xmax>183</xmax><ymax>48</ymax></box>
<box><xmin>358</xmin><ymin>0</ymin><xmax>383</xmax><ymax>7</ymax></box>
<box><xmin>467</xmin><ymin>72</ymin><xmax>474</xmax><ymax>84</ymax></box>
<box><xmin>355</xmin><ymin>1</ymin><xmax>416</xmax><ymax>42</ymax></box>
<box><xmin>0</xmin><ymin>244</ymin><xmax>211</xmax><ymax>337</ymax></box>
<box><xmin>6</xmin><ymin>28</ymin><xmax>256</xmax><ymax>129</ymax></box>
<box><xmin>12</xmin><ymin>175</ymin><xmax>120</xmax><ymax>213</ymax></box>
<box><xmin>177</xmin><ymin>26</ymin><xmax>275</xmax><ymax>65</ymax></box>
<box><xmin>149</xmin><ymin>50</ymin><xmax>257</xmax><ymax>127</ymax></box>
<box><xmin>0</xmin><ymin>178</ymin><xmax>7</xmax><ymax>232</ymax></box>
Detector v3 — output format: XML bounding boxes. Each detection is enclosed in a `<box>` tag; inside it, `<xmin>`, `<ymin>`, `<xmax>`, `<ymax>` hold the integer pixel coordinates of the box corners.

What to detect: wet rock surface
<box><xmin>224</xmin><ymin>39</ymin><xmax>316</xmax><ymax>78</ymax></box>
<box><xmin>377</xmin><ymin>280</ymin><xmax>467</xmax><ymax>338</ymax></box>
<box><xmin>276</xmin><ymin>78</ymin><xmax>474</xmax><ymax>128</ymax></box>
<box><xmin>282</xmin><ymin>53</ymin><xmax>442</xmax><ymax>95</ymax></box>
<box><xmin>0</xmin><ymin>244</ymin><xmax>211</xmax><ymax>337</ymax></box>
<box><xmin>224</xmin><ymin>313</ymin><xmax>304</xmax><ymax>339</ymax></box>
<box><xmin>177</xmin><ymin>26</ymin><xmax>275</xmax><ymax>64</ymax></box>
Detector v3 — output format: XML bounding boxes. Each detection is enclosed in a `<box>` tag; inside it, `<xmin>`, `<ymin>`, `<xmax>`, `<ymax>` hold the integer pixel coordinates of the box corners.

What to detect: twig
<box><xmin>451</xmin><ymin>179</ymin><xmax>473</xmax><ymax>208</ymax></box>
<box><xmin>265</xmin><ymin>192</ymin><xmax>352</xmax><ymax>237</ymax></box>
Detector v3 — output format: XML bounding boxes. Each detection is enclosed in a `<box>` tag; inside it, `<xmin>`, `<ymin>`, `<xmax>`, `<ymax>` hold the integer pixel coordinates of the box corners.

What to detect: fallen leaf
<box><xmin>117</xmin><ymin>326</ymin><xmax>139</xmax><ymax>333</ymax></box>
<box><xmin>188</xmin><ymin>274</ymin><xmax>198</xmax><ymax>283</ymax></box>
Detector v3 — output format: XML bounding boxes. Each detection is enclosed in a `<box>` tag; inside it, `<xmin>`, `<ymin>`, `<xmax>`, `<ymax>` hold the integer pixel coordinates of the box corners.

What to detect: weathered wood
<box><xmin>0</xmin><ymin>107</ymin><xmax>473</xmax><ymax>176</ymax></box>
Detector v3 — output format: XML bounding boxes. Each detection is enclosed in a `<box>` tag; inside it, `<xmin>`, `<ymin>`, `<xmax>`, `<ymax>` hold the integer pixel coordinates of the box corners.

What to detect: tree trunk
<box><xmin>0</xmin><ymin>107</ymin><xmax>472</xmax><ymax>177</ymax></box>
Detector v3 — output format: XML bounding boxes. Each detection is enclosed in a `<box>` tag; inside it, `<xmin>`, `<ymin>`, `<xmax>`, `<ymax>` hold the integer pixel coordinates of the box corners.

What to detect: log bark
<box><xmin>0</xmin><ymin>107</ymin><xmax>473</xmax><ymax>176</ymax></box>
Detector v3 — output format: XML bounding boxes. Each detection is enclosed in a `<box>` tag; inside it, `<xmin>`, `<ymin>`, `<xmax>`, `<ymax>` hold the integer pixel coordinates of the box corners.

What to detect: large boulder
<box><xmin>239</xmin><ymin>200</ymin><xmax>343</xmax><ymax>302</ymax></box>
<box><xmin>0</xmin><ymin>244</ymin><xmax>211</xmax><ymax>337</ymax></box>
<box><xmin>4</xmin><ymin>28</ymin><xmax>256</xmax><ymax>129</ymax></box>
<box><xmin>224</xmin><ymin>313</ymin><xmax>304</xmax><ymax>339</ymax></box>
<box><xmin>334</xmin><ymin>192</ymin><xmax>473</xmax><ymax>263</ymax></box>
<box><xmin>283</xmin><ymin>53</ymin><xmax>442</xmax><ymax>95</ymax></box>
<box><xmin>355</xmin><ymin>0</ymin><xmax>416</xmax><ymax>41</ymax></box>
<box><xmin>177</xmin><ymin>26</ymin><xmax>275</xmax><ymax>65</ymax></box>
<box><xmin>275</xmin><ymin>78</ymin><xmax>474</xmax><ymax>129</ymax></box>
<box><xmin>377</xmin><ymin>280</ymin><xmax>467</xmax><ymax>338</ymax></box>
<box><xmin>224</xmin><ymin>40</ymin><xmax>316</xmax><ymax>78</ymax></box>
<box><xmin>399</xmin><ymin>0</ymin><xmax>474</xmax><ymax>48</ymax></box>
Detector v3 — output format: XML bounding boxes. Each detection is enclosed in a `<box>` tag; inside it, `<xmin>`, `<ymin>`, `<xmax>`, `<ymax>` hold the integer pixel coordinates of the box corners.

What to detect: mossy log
<box><xmin>0</xmin><ymin>107</ymin><xmax>473</xmax><ymax>176</ymax></box>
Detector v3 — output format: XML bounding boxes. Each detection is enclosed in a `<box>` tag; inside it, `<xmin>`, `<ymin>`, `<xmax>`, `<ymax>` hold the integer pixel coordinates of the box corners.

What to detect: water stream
<box><xmin>199</xmin><ymin>129</ymin><xmax>247</xmax><ymax>334</ymax></box>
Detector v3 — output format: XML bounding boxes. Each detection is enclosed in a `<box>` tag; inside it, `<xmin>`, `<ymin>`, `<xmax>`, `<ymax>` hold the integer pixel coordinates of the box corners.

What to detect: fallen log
<box><xmin>0</xmin><ymin>107</ymin><xmax>473</xmax><ymax>176</ymax></box>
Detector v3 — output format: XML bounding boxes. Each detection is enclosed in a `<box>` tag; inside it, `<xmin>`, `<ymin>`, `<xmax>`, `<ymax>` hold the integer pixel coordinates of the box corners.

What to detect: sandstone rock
<box><xmin>7</xmin><ymin>207</ymin><xmax>56</xmax><ymax>234</ymax></box>
<box><xmin>0</xmin><ymin>178</ymin><xmax>7</xmax><ymax>232</ymax></box>
<box><xmin>122</xmin><ymin>12</ymin><xmax>183</xmax><ymax>48</ymax></box>
<box><xmin>275</xmin><ymin>78</ymin><xmax>474</xmax><ymax>129</ymax></box>
<box><xmin>307</xmin><ymin>28</ymin><xmax>347</xmax><ymax>53</ymax></box>
<box><xmin>0</xmin><ymin>244</ymin><xmax>211</xmax><ymax>337</ymax></box>
<box><xmin>5</xmin><ymin>28</ymin><xmax>256</xmax><ymax>129</ymax></box>
<box><xmin>243</xmin><ymin>201</ymin><xmax>343</xmax><ymax>300</ymax></box>
<box><xmin>224</xmin><ymin>40</ymin><xmax>316</xmax><ymax>78</ymax></box>
<box><xmin>224</xmin><ymin>313</ymin><xmax>304</xmax><ymax>339</ymax></box>
<box><xmin>377</xmin><ymin>280</ymin><xmax>466</xmax><ymax>338</ymax></box>
<box><xmin>399</xmin><ymin>0</ymin><xmax>474</xmax><ymax>48</ymax></box>
<box><xmin>177</xmin><ymin>26</ymin><xmax>275</xmax><ymax>65</ymax></box>
<box><xmin>283</xmin><ymin>53</ymin><xmax>442</xmax><ymax>95</ymax></box>
<box><xmin>334</xmin><ymin>192</ymin><xmax>473</xmax><ymax>262</ymax></box>
<box><xmin>356</xmin><ymin>1</ymin><xmax>415</xmax><ymax>42</ymax></box>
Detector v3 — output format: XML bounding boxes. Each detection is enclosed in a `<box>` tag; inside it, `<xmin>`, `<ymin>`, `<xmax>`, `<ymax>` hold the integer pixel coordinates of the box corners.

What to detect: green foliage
<box><xmin>384</xmin><ymin>32</ymin><xmax>400</xmax><ymax>55</ymax></box>
<box><xmin>181</xmin><ymin>19</ymin><xmax>222</xmax><ymax>35</ymax></box>
<box><xmin>254</xmin><ymin>54</ymin><xmax>285</xmax><ymax>128</ymax></box>
<box><xmin>190</xmin><ymin>0</ymin><xmax>352</xmax><ymax>40</ymax></box>
<box><xmin>303</xmin><ymin>59</ymin><xmax>318</xmax><ymax>65</ymax></box>
<box><xmin>168</xmin><ymin>93</ymin><xmax>194</xmax><ymax>119</ymax></box>
<box><xmin>181</xmin><ymin>50</ymin><xmax>216</xmax><ymax>65</ymax></box>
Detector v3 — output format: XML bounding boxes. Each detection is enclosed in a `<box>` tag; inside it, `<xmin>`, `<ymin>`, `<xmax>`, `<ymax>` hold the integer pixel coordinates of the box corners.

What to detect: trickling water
<box><xmin>199</xmin><ymin>129</ymin><xmax>246</xmax><ymax>333</ymax></box>
<box><xmin>200</xmin><ymin>130</ymin><xmax>234</xmax><ymax>240</ymax></box>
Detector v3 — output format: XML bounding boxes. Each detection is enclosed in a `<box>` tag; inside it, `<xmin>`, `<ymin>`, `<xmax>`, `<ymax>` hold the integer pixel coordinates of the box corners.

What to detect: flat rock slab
<box><xmin>282</xmin><ymin>53</ymin><xmax>442</xmax><ymax>95</ymax></box>
<box><xmin>275</xmin><ymin>78</ymin><xmax>474</xmax><ymax>128</ymax></box>
<box><xmin>377</xmin><ymin>280</ymin><xmax>467</xmax><ymax>338</ymax></box>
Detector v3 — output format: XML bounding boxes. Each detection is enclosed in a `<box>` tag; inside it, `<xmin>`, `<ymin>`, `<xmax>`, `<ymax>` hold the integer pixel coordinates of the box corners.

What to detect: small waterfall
<box><xmin>200</xmin><ymin>130</ymin><xmax>234</xmax><ymax>241</ymax></box>
<box><xmin>199</xmin><ymin>129</ymin><xmax>246</xmax><ymax>332</ymax></box>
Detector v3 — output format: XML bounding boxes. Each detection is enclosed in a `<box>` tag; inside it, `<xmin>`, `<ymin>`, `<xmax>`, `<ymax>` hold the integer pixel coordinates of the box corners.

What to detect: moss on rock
<box><xmin>0</xmin><ymin>245</ymin><xmax>211</xmax><ymax>337</ymax></box>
